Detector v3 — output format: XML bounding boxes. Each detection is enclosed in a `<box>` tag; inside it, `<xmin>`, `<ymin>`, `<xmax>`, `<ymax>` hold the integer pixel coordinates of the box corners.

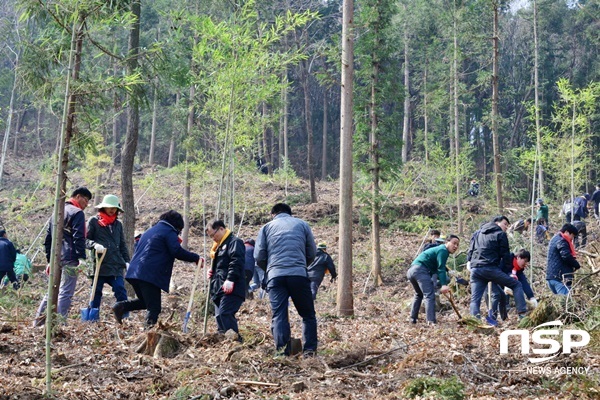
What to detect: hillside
<box><xmin>0</xmin><ymin>155</ymin><xmax>598</xmax><ymax>400</ymax></box>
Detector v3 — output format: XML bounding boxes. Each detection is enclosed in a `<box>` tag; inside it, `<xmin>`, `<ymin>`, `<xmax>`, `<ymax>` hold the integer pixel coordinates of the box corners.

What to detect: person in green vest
<box><xmin>407</xmin><ymin>235</ymin><xmax>460</xmax><ymax>325</ymax></box>
<box><xmin>536</xmin><ymin>198</ymin><xmax>549</xmax><ymax>226</ymax></box>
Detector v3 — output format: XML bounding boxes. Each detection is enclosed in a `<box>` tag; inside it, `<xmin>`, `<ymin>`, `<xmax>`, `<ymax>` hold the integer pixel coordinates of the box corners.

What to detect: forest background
<box><xmin>0</xmin><ymin>0</ymin><xmax>599</xmax><ymax>399</ymax></box>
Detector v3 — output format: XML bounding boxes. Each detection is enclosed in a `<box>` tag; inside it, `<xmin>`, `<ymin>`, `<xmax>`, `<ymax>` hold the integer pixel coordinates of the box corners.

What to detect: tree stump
<box><xmin>135</xmin><ymin>331</ymin><xmax>181</xmax><ymax>358</ymax></box>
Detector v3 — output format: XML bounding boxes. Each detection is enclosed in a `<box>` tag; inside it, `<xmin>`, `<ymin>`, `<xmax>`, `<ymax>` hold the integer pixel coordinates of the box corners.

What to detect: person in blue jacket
<box><xmin>206</xmin><ymin>220</ymin><xmax>246</xmax><ymax>338</ymax></box>
<box><xmin>112</xmin><ymin>210</ymin><xmax>200</xmax><ymax>327</ymax></box>
<box><xmin>486</xmin><ymin>249</ymin><xmax>537</xmax><ymax>326</ymax></box>
<box><xmin>0</xmin><ymin>230</ymin><xmax>18</xmax><ymax>290</ymax></box>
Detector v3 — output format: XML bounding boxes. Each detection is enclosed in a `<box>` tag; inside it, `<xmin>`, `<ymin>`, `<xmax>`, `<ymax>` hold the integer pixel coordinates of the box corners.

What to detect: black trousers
<box><xmin>121</xmin><ymin>278</ymin><xmax>162</xmax><ymax>326</ymax></box>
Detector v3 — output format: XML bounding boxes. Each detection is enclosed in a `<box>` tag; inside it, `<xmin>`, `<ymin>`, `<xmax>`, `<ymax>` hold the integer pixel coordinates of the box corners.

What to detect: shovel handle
<box><xmin>443</xmin><ymin>291</ymin><xmax>462</xmax><ymax>320</ymax></box>
<box><xmin>89</xmin><ymin>251</ymin><xmax>107</xmax><ymax>304</ymax></box>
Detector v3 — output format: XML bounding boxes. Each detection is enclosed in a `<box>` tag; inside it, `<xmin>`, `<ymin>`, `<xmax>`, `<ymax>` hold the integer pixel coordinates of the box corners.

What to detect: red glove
<box><xmin>207</xmin><ymin>269</ymin><xmax>213</xmax><ymax>279</ymax></box>
<box><xmin>45</xmin><ymin>264</ymin><xmax>50</xmax><ymax>276</ymax></box>
<box><xmin>222</xmin><ymin>280</ymin><xmax>234</xmax><ymax>294</ymax></box>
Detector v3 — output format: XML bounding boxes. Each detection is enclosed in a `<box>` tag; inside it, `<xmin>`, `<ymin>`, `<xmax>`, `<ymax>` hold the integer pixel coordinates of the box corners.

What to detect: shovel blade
<box><xmin>81</xmin><ymin>307</ymin><xmax>100</xmax><ymax>322</ymax></box>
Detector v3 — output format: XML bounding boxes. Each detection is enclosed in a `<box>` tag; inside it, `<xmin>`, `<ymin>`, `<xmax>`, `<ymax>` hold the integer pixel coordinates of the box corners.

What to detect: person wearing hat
<box><xmin>0</xmin><ymin>229</ymin><xmax>18</xmax><ymax>290</ymax></box>
<box><xmin>307</xmin><ymin>242</ymin><xmax>337</xmax><ymax>300</ymax></box>
<box><xmin>85</xmin><ymin>194</ymin><xmax>131</xmax><ymax>314</ymax></box>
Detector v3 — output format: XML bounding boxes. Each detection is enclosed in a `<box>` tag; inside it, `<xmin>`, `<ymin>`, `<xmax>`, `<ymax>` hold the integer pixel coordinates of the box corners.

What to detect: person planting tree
<box><xmin>407</xmin><ymin>235</ymin><xmax>460</xmax><ymax>325</ymax></box>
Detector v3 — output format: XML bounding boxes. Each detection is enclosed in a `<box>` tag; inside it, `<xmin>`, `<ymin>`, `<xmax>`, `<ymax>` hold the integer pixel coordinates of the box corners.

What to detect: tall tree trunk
<box><xmin>423</xmin><ymin>63</ymin><xmax>429</xmax><ymax>165</ymax></box>
<box><xmin>0</xmin><ymin>63</ymin><xmax>17</xmax><ymax>188</ymax></box>
<box><xmin>300</xmin><ymin>60</ymin><xmax>317</xmax><ymax>203</ymax></box>
<box><xmin>45</xmin><ymin>14</ymin><xmax>84</xmax><ymax>394</ymax></box>
<box><xmin>106</xmin><ymin>58</ymin><xmax>120</xmax><ymax>183</ymax></box>
<box><xmin>338</xmin><ymin>0</ymin><xmax>354</xmax><ymax>317</ymax></box>
<box><xmin>533</xmin><ymin>0</ymin><xmax>544</xmax><ymax>198</ymax></box>
<box><xmin>36</xmin><ymin>107</ymin><xmax>44</xmax><ymax>156</ymax></box>
<box><xmin>491</xmin><ymin>1</ymin><xmax>503</xmax><ymax>211</ymax></box>
<box><xmin>321</xmin><ymin>91</ymin><xmax>328</xmax><ymax>180</ymax></box>
<box><xmin>168</xmin><ymin>92</ymin><xmax>179</xmax><ymax>168</ymax></box>
<box><xmin>370</xmin><ymin>57</ymin><xmax>382</xmax><ymax>286</ymax></box>
<box><xmin>182</xmin><ymin>83</ymin><xmax>195</xmax><ymax>249</ymax></box>
<box><xmin>453</xmin><ymin>0</ymin><xmax>463</xmax><ymax>235</ymax></box>
<box><xmin>401</xmin><ymin>16</ymin><xmax>410</xmax><ymax>164</ymax></box>
<box><xmin>262</xmin><ymin>101</ymin><xmax>272</xmax><ymax>175</ymax></box>
<box><xmin>121</xmin><ymin>0</ymin><xmax>141</xmax><ymax>255</ymax></box>
<box><xmin>149</xmin><ymin>80</ymin><xmax>158</xmax><ymax>165</ymax></box>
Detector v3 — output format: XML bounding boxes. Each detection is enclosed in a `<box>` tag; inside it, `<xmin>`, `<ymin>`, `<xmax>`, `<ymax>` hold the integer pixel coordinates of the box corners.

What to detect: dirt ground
<box><xmin>0</xmin><ymin>158</ymin><xmax>598</xmax><ymax>399</ymax></box>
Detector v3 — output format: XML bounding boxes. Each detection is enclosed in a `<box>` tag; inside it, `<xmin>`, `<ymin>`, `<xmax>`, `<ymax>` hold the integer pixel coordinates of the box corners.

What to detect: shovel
<box><xmin>442</xmin><ymin>291</ymin><xmax>462</xmax><ymax>320</ymax></box>
<box><xmin>183</xmin><ymin>257</ymin><xmax>205</xmax><ymax>333</ymax></box>
<box><xmin>81</xmin><ymin>251</ymin><xmax>106</xmax><ymax>322</ymax></box>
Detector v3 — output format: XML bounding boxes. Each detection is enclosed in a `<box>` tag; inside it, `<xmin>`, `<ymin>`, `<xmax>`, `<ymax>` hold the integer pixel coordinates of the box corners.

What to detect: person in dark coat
<box><xmin>307</xmin><ymin>242</ymin><xmax>337</xmax><ymax>300</ymax></box>
<box><xmin>546</xmin><ymin>223</ymin><xmax>581</xmax><ymax>295</ymax></box>
<box><xmin>85</xmin><ymin>194</ymin><xmax>130</xmax><ymax>311</ymax></box>
<box><xmin>112</xmin><ymin>210</ymin><xmax>200</xmax><ymax>327</ymax></box>
<box><xmin>35</xmin><ymin>187</ymin><xmax>92</xmax><ymax>325</ymax></box>
<box><xmin>572</xmin><ymin>193</ymin><xmax>590</xmax><ymax>221</ymax></box>
<box><xmin>243</xmin><ymin>239</ymin><xmax>256</xmax><ymax>298</ymax></box>
<box><xmin>468</xmin><ymin>216</ymin><xmax>527</xmax><ymax>321</ymax></box>
<box><xmin>591</xmin><ymin>184</ymin><xmax>600</xmax><ymax>219</ymax></box>
<box><xmin>0</xmin><ymin>230</ymin><xmax>18</xmax><ymax>289</ymax></box>
<box><xmin>206</xmin><ymin>220</ymin><xmax>245</xmax><ymax>337</ymax></box>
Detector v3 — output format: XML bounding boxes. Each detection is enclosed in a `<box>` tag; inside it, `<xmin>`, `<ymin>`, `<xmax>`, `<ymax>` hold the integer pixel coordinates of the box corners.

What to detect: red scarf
<box><xmin>97</xmin><ymin>211</ymin><xmax>118</xmax><ymax>227</ymax></box>
<box><xmin>512</xmin><ymin>257</ymin><xmax>523</xmax><ymax>273</ymax></box>
<box><xmin>560</xmin><ymin>232</ymin><xmax>577</xmax><ymax>257</ymax></box>
<box><xmin>68</xmin><ymin>197</ymin><xmax>83</xmax><ymax>210</ymax></box>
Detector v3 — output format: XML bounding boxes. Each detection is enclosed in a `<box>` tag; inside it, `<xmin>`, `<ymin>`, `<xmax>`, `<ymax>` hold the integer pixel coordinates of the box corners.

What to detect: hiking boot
<box><xmin>112</xmin><ymin>302</ymin><xmax>125</xmax><ymax>325</ymax></box>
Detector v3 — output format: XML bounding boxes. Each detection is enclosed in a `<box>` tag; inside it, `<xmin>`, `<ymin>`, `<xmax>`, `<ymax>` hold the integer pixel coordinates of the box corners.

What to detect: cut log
<box><xmin>135</xmin><ymin>331</ymin><xmax>181</xmax><ymax>358</ymax></box>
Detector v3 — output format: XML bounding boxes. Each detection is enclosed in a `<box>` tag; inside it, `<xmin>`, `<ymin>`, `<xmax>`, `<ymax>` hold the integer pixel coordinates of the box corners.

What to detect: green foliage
<box><xmin>403</xmin><ymin>376</ymin><xmax>465</xmax><ymax>400</ymax></box>
<box><xmin>169</xmin><ymin>386</ymin><xmax>193</xmax><ymax>400</ymax></box>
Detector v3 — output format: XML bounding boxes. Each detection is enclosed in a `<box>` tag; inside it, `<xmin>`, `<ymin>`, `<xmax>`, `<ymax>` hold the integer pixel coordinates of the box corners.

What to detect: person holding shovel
<box><xmin>112</xmin><ymin>210</ymin><xmax>200</xmax><ymax>328</ymax></box>
<box><xmin>407</xmin><ymin>235</ymin><xmax>460</xmax><ymax>325</ymax></box>
<box><xmin>206</xmin><ymin>220</ymin><xmax>246</xmax><ymax>339</ymax></box>
<box><xmin>83</xmin><ymin>194</ymin><xmax>130</xmax><ymax>321</ymax></box>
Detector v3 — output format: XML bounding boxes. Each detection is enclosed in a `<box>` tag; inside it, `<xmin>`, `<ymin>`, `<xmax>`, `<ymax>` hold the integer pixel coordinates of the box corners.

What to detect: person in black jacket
<box><xmin>85</xmin><ymin>195</ymin><xmax>130</xmax><ymax>312</ymax></box>
<box><xmin>307</xmin><ymin>242</ymin><xmax>337</xmax><ymax>300</ymax></box>
<box><xmin>35</xmin><ymin>187</ymin><xmax>92</xmax><ymax>326</ymax></box>
<box><xmin>0</xmin><ymin>230</ymin><xmax>18</xmax><ymax>290</ymax></box>
<box><xmin>206</xmin><ymin>220</ymin><xmax>245</xmax><ymax>338</ymax></box>
<box><xmin>546</xmin><ymin>223</ymin><xmax>581</xmax><ymax>295</ymax></box>
<box><xmin>468</xmin><ymin>216</ymin><xmax>527</xmax><ymax>321</ymax></box>
<box><xmin>591</xmin><ymin>183</ymin><xmax>600</xmax><ymax>219</ymax></box>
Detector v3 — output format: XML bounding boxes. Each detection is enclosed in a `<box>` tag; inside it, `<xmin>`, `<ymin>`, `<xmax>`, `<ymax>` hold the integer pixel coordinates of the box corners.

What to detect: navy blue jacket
<box><xmin>44</xmin><ymin>201</ymin><xmax>87</xmax><ymax>265</ymax></box>
<box><xmin>307</xmin><ymin>249</ymin><xmax>337</xmax><ymax>281</ymax></box>
<box><xmin>126</xmin><ymin>220</ymin><xmax>200</xmax><ymax>292</ymax></box>
<box><xmin>573</xmin><ymin>196</ymin><xmax>588</xmax><ymax>219</ymax></box>
<box><xmin>244</xmin><ymin>244</ymin><xmax>255</xmax><ymax>273</ymax></box>
<box><xmin>0</xmin><ymin>237</ymin><xmax>17</xmax><ymax>272</ymax></box>
<box><xmin>546</xmin><ymin>233</ymin><xmax>581</xmax><ymax>283</ymax></box>
<box><xmin>502</xmin><ymin>254</ymin><xmax>534</xmax><ymax>299</ymax></box>
<box><xmin>210</xmin><ymin>233</ymin><xmax>246</xmax><ymax>302</ymax></box>
<box><xmin>468</xmin><ymin>222</ymin><xmax>510</xmax><ymax>268</ymax></box>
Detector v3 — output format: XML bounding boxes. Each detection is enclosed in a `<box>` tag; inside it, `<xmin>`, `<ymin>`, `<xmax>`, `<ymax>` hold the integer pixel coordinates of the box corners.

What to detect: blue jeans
<box><xmin>547</xmin><ymin>279</ymin><xmax>571</xmax><ymax>295</ymax></box>
<box><xmin>90</xmin><ymin>275</ymin><xmax>128</xmax><ymax>308</ymax></box>
<box><xmin>407</xmin><ymin>264</ymin><xmax>436</xmax><ymax>323</ymax></box>
<box><xmin>309</xmin><ymin>276</ymin><xmax>324</xmax><ymax>300</ymax></box>
<box><xmin>470</xmin><ymin>266</ymin><xmax>527</xmax><ymax>318</ymax></box>
<box><xmin>267</xmin><ymin>276</ymin><xmax>317</xmax><ymax>355</ymax></box>
<box><xmin>489</xmin><ymin>283</ymin><xmax>508</xmax><ymax>320</ymax></box>
<box><xmin>214</xmin><ymin>294</ymin><xmax>244</xmax><ymax>334</ymax></box>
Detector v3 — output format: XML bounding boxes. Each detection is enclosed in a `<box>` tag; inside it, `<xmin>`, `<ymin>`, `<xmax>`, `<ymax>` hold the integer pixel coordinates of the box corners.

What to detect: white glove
<box><xmin>448</xmin><ymin>270</ymin><xmax>457</xmax><ymax>277</ymax></box>
<box><xmin>94</xmin><ymin>243</ymin><xmax>106</xmax><ymax>254</ymax></box>
<box><xmin>504</xmin><ymin>287</ymin><xmax>513</xmax><ymax>296</ymax></box>
<box><xmin>526</xmin><ymin>298</ymin><xmax>538</xmax><ymax>309</ymax></box>
<box><xmin>125</xmin><ymin>263</ymin><xmax>130</xmax><ymax>269</ymax></box>
<box><xmin>222</xmin><ymin>280</ymin><xmax>235</xmax><ymax>294</ymax></box>
<box><xmin>466</xmin><ymin>261</ymin><xmax>472</xmax><ymax>272</ymax></box>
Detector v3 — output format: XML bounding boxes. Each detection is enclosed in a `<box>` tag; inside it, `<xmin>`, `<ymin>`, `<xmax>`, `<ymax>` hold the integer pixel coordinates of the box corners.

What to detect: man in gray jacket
<box><xmin>254</xmin><ymin>203</ymin><xmax>317</xmax><ymax>356</ymax></box>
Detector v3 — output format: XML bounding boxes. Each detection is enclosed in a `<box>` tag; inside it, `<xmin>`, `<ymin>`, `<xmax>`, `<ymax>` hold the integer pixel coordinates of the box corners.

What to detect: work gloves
<box><xmin>222</xmin><ymin>280</ymin><xmax>234</xmax><ymax>294</ymax></box>
<box><xmin>504</xmin><ymin>287</ymin><xmax>513</xmax><ymax>296</ymax></box>
<box><xmin>94</xmin><ymin>243</ymin><xmax>106</xmax><ymax>254</ymax></box>
<box><xmin>439</xmin><ymin>285</ymin><xmax>450</xmax><ymax>294</ymax></box>
<box><xmin>526</xmin><ymin>297</ymin><xmax>538</xmax><ymax>309</ymax></box>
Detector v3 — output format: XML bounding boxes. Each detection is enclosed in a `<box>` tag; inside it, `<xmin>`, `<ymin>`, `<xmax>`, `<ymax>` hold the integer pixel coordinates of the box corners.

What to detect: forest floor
<box><xmin>0</xmin><ymin>155</ymin><xmax>598</xmax><ymax>400</ymax></box>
